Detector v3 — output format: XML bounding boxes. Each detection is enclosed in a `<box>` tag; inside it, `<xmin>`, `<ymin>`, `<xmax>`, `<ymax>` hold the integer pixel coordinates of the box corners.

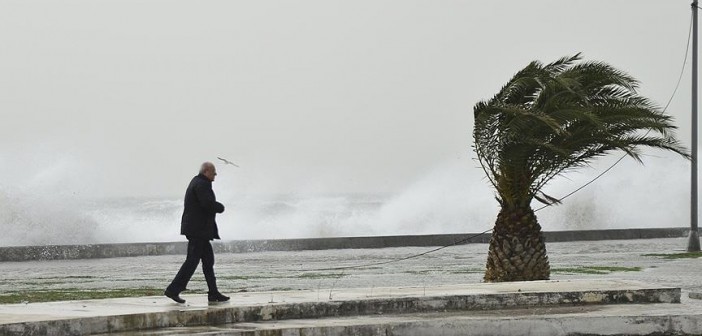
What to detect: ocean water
<box><xmin>0</xmin><ymin>152</ymin><xmax>692</xmax><ymax>247</ymax></box>
<box><xmin>0</xmin><ymin>192</ymin><xmax>497</xmax><ymax>247</ymax></box>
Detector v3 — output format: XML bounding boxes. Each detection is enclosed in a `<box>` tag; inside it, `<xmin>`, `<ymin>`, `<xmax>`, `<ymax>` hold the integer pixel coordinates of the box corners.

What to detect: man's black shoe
<box><xmin>164</xmin><ymin>290</ymin><xmax>185</xmax><ymax>304</ymax></box>
<box><xmin>208</xmin><ymin>292</ymin><xmax>230</xmax><ymax>302</ymax></box>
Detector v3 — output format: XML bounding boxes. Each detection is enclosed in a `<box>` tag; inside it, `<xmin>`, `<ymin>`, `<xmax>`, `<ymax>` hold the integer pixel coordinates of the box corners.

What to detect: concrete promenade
<box><xmin>0</xmin><ymin>280</ymin><xmax>689</xmax><ymax>335</ymax></box>
<box><xmin>0</xmin><ymin>237</ymin><xmax>701</xmax><ymax>335</ymax></box>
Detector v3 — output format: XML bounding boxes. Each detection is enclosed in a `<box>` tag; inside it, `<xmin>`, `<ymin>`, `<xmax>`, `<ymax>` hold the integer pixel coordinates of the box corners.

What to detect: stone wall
<box><xmin>0</xmin><ymin>227</ymin><xmax>689</xmax><ymax>262</ymax></box>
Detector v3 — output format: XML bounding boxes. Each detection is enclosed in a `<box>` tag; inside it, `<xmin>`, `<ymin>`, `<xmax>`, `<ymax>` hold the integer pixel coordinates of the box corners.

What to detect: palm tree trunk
<box><xmin>484</xmin><ymin>206</ymin><xmax>550</xmax><ymax>282</ymax></box>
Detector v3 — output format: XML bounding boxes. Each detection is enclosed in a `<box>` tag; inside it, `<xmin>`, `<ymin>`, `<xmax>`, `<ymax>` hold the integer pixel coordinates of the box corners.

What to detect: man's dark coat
<box><xmin>180</xmin><ymin>174</ymin><xmax>225</xmax><ymax>240</ymax></box>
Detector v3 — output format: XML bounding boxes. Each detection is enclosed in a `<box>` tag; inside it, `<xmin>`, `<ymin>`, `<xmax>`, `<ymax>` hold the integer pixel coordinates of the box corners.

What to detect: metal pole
<box><xmin>690</xmin><ymin>0</ymin><xmax>701</xmax><ymax>252</ymax></box>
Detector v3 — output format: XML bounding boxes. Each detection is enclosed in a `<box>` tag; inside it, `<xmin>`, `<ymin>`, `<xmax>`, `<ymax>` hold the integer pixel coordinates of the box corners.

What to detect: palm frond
<box><xmin>473</xmin><ymin>54</ymin><xmax>690</xmax><ymax>208</ymax></box>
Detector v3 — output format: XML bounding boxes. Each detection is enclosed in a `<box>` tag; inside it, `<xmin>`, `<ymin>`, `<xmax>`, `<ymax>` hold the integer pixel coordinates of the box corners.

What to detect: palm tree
<box><xmin>473</xmin><ymin>54</ymin><xmax>690</xmax><ymax>282</ymax></box>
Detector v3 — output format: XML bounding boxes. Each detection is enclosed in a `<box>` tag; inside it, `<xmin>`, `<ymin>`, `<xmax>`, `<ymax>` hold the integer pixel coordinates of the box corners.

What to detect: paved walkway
<box><xmin>0</xmin><ymin>280</ymin><xmax>689</xmax><ymax>335</ymax></box>
<box><xmin>0</xmin><ymin>238</ymin><xmax>699</xmax><ymax>296</ymax></box>
<box><xmin>0</xmin><ymin>237</ymin><xmax>701</xmax><ymax>335</ymax></box>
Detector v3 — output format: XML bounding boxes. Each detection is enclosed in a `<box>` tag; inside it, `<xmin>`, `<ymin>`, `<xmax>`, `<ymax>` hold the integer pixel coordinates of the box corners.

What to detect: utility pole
<box><xmin>690</xmin><ymin>0</ymin><xmax>701</xmax><ymax>252</ymax></box>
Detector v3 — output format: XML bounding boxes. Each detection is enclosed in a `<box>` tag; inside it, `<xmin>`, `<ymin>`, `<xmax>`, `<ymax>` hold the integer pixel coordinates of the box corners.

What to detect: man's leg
<box><xmin>202</xmin><ymin>241</ymin><xmax>229</xmax><ymax>302</ymax></box>
<box><xmin>201</xmin><ymin>240</ymin><xmax>218</xmax><ymax>293</ymax></box>
<box><xmin>166</xmin><ymin>239</ymin><xmax>205</xmax><ymax>295</ymax></box>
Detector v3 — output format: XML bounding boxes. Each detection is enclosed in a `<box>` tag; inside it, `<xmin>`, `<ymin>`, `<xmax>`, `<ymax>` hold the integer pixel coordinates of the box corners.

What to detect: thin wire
<box><xmin>305</xmin><ymin>228</ymin><xmax>493</xmax><ymax>271</ymax></box>
<box><xmin>663</xmin><ymin>9</ymin><xmax>693</xmax><ymax>113</ymax></box>
<box><xmin>305</xmin><ymin>7</ymin><xmax>694</xmax><ymax>272</ymax></box>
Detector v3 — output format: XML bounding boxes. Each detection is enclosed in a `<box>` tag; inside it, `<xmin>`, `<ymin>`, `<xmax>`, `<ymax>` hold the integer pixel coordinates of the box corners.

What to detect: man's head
<box><xmin>200</xmin><ymin>162</ymin><xmax>217</xmax><ymax>182</ymax></box>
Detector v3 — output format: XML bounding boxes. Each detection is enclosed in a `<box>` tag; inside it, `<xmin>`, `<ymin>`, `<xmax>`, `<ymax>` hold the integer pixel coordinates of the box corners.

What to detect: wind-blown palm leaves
<box><xmin>473</xmin><ymin>54</ymin><xmax>689</xmax><ymax>282</ymax></box>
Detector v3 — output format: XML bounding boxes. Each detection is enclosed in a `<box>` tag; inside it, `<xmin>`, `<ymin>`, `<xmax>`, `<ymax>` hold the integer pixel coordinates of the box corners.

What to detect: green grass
<box><xmin>28</xmin><ymin>275</ymin><xmax>98</xmax><ymax>280</ymax></box>
<box><xmin>402</xmin><ymin>268</ymin><xmax>485</xmax><ymax>275</ymax></box>
<box><xmin>296</xmin><ymin>272</ymin><xmax>347</xmax><ymax>279</ymax></box>
<box><xmin>552</xmin><ymin>266</ymin><xmax>642</xmax><ymax>275</ymax></box>
<box><xmin>4</xmin><ymin>275</ymin><xmax>103</xmax><ymax>286</ymax></box>
<box><xmin>218</xmin><ymin>275</ymin><xmax>273</xmax><ymax>281</ymax></box>
<box><xmin>643</xmin><ymin>252</ymin><xmax>702</xmax><ymax>259</ymax></box>
<box><xmin>452</xmin><ymin>256</ymin><xmax>476</xmax><ymax>260</ymax></box>
<box><xmin>0</xmin><ymin>288</ymin><xmax>164</xmax><ymax>304</ymax></box>
<box><xmin>218</xmin><ymin>272</ymin><xmax>347</xmax><ymax>281</ymax></box>
<box><xmin>6</xmin><ymin>281</ymin><xmax>68</xmax><ymax>286</ymax></box>
<box><xmin>403</xmin><ymin>270</ymin><xmax>440</xmax><ymax>275</ymax></box>
<box><xmin>448</xmin><ymin>268</ymin><xmax>484</xmax><ymax>274</ymax></box>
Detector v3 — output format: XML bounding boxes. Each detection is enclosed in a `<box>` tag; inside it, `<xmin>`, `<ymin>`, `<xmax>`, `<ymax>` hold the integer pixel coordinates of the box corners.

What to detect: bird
<box><xmin>217</xmin><ymin>157</ymin><xmax>240</xmax><ymax>167</ymax></box>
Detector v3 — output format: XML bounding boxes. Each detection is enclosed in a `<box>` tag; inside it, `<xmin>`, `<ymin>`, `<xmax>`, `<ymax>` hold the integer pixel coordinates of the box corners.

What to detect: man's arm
<box><xmin>194</xmin><ymin>182</ymin><xmax>225</xmax><ymax>214</ymax></box>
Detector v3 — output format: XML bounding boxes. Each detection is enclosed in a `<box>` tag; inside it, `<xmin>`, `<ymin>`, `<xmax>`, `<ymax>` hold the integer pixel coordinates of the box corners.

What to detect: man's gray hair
<box><xmin>199</xmin><ymin>162</ymin><xmax>215</xmax><ymax>174</ymax></box>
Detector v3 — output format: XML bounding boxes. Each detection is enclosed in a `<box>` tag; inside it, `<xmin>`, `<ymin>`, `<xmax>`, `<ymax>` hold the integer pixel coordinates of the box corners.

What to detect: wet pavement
<box><xmin>1</xmin><ymin>237</ymin><xmax>701</xmax><ymax>335</ymax></box>
<box><xmin>0</xmin><ymin>279</ymin><xmax>688</xmax><ymax>335</ymax></box>
<box><xmin>0</xmin><ymin>237</ymin><xmax>699</xmax><ymax>299</ymax></box>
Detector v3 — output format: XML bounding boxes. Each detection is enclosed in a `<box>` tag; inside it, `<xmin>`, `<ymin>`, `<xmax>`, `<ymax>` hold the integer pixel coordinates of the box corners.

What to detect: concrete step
<box><xmin>0</xmin><ymin>280</ymin><xmax>681</xmax><ymax>336</ymax></box>
<box><xmin>100</xmin><ymin>301</ymin><xmax>702</xmax><ymax>336</ymax></box>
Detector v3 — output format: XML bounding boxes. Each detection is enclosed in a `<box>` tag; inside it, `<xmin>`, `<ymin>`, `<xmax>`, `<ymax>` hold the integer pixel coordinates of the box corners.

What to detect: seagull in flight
<box><xmin>217</xmin><ymin>157</ymin><xmax>240</xmax><ymax>167</ymax></box>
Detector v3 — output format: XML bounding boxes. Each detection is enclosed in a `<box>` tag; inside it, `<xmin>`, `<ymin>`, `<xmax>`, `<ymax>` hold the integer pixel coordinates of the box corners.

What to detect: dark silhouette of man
<box><xmin>165</xmin><ymin>162</ymin><xmax>229</xmax><ymax>303</ymax></box>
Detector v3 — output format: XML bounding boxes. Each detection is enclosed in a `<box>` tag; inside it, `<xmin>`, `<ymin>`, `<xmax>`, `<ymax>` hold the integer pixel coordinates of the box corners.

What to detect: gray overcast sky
<box><xmin>0</xmin><ymin>0</ymin><xmax>694</xmax><ymax>198</ymax></box>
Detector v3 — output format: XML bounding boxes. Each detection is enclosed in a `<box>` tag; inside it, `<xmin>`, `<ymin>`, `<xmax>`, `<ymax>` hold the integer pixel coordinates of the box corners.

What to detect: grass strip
<box><xmin>643</xmin><ymin>252</ymin><xmax>702</xmax><ymax>259</ymax></box>
<box><xmin>552</xmin><ymin>266</ymin><xmax>641</xmax><ymax>275</ymax></box>
<box><xmin>0</xmin><ymin>288</ymin><xmax>163</xmax><ymax>304</ymax></box>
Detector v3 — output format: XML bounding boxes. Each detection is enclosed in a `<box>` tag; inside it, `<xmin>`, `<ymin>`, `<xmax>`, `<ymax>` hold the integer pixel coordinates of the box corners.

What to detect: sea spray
<box><xmin>0</xmin><ymin>151</ymin><xmax>691</xmax><ymax>246</ymax></box>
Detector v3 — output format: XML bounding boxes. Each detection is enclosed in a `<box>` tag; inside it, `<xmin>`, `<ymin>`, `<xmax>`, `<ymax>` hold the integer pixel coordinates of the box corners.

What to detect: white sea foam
<box><xmin>0</xmin><ymin>150</ymin><xmax>692</xmax><ymax>246</ymax></box>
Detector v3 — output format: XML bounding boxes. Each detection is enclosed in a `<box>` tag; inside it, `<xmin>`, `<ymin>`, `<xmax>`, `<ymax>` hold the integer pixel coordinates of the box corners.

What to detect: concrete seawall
<box><xmin>0</xmin><ymin>227</ymin><xmax>688</xmax><ymax>262</ymax></box>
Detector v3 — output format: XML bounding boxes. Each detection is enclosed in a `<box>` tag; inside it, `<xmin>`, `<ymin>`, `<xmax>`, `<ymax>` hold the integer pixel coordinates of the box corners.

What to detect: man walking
<box><xmin>165</xmin><ymin>162</ymin><xmax>230</xmax><ymax>303</ymax></box>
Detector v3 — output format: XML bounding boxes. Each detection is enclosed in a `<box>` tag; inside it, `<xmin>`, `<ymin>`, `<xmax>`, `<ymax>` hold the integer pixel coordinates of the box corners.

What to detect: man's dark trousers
<box><xmin>166</xmin><ymin>237</ymin><xmax>217</xmax><ymax>294</ymax></box>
